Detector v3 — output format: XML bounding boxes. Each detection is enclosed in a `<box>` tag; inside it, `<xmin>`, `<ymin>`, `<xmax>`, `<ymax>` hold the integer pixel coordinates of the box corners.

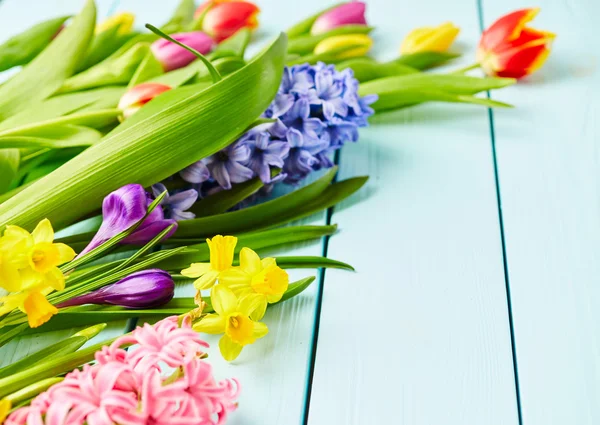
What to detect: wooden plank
<box><xmin>307</xmin><ymin>1</ymin><xmax>520</xmax><ymax>423</ymax></box>
<box><xmin>0</xmin><ymin>0</ymin><xmax>124</xmax><ymax>365</ymax></box>
<box><xmin>480</xmin><ymin>0</ymin><xmax>600</xmax><ymax>423</ymax></box>
<box><xmin>113</xmin><ymin>2</ymin><xmax>327</xmax><ymax>424</ymax></box>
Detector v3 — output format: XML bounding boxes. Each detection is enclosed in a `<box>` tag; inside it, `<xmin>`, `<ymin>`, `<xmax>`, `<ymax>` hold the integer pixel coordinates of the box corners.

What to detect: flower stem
<box><xmin>451</xmin><ymin>62</ymin><xmax>480</xmax><ymax>74</ymax></box>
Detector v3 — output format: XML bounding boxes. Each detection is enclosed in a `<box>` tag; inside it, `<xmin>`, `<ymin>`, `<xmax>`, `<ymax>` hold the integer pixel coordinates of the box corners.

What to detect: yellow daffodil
<box><xmin>0</xmin><ymin>252</ymin><xmax>20</xmax><ymax>293</ymax></box>
<box><xmin>0</xmin><ymin>219</ymin><xmax>75</xmax><ymax>291</ymax></box>
<box><xmin>96</xmin><ymin>12</ymin><xmax>135</xmax><ymax>35</ymax></box>
<box><xmin>0</xmin><ymin>285</ymin><xmax>58</xmax><ymax>328</ymax></box>
<box><xmin>193</xmin><ymin>285</ymin><xmax>268</xmax><ymax>361</ymax></box>
<box><xmin>220</xmin><ymin>247</ymin><xmax>289</xmax><ymax>320</ymax></box>
<box><xmin>181</xmin><ymin>235</ymin><xmax>237</xmax><ymax>290</ymax></box>
<box><xmin>0</xmin><ymin>398</ymin><xmax>11</xmax><ymax>423</ymax></box>
<box><xmin>314</xmin><ymin>34</ymin><xmax>373</xmax><ymax>60</ymax></box>
<box><xmin>400</xmin><ymin>22</ymin><xmax>460</xmax><ymax>54</ymax></box>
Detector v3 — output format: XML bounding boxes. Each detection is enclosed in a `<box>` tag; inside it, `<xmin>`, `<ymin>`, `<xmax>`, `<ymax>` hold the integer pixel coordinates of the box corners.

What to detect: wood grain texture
<box><xmin>113</xmin><ymin>2</ymin><xmax>329</xmax><ymax>424</ymax></box>
<box><xmin>307</xmin><ymin>1</ymin><xmax>519</xmax><ymax>424</ymax></box>
<box><xmin>0</xmin><ymin>0</ymin><xmax>126</xmax><ymax>366</ymax></box>
<box><xmin>481</xmin><ymin>0</ymin><xmax>600</xmax><ymax>423</ymax></box>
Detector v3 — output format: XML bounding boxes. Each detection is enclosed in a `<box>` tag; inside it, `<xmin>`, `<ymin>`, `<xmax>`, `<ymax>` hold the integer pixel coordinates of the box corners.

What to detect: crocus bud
<box><xmin>58</xmin><ymin>269</ymin><xmax>174</xmax><ymax>309</ymax></box>
<box><xmin>200</xmin><ymin>1</ymin><xmax>260</xmax><ymax>42</ymax></box>
<box><xmin>311</xmin><ymin>2</ymin><xmax>367</xmax><ymax>35</ymax></box>
<box><xmin>314</xmin><ymin>34</ymin><xmax>373</xmax><ymax>60</ymax></box>
<box><xmin>79</xmin><ymin>184</ymin><xmax>177</xmax><ymax>257</ymax></box>
<box><xmin>477</xmin><ymin>8</ymin><xmax>555</xmax><ymax>79</ymax></box>
<box><xmin>151</xmin><ymin>31</ymin><xmax>215</xmax><ymax>71</ymax></box>
<box><xmin>96</xmin><ymin>12</ymin><xmax>135</xmax><ymax>35</ymax></box>
<box><xmin>118</xmin><ymin>82</ymin><xmax>172</xmax><ymax>120</ymax></box>
<box><xmin>400</xmin><ymin>22</ymin><xmax>460</xmax><ymax>55</ymax></box>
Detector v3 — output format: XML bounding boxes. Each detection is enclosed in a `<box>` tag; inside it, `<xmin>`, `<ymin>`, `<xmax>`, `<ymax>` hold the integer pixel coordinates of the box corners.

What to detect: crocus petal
<box><xmin>123</xmin><ymin>219</ymin><xmax>177</xmax><ymax>245</ymax></box>
<box><xmin>311</xmin><ymin>2</ymin><xmax>367</xmax><ymax>35</ymax></box>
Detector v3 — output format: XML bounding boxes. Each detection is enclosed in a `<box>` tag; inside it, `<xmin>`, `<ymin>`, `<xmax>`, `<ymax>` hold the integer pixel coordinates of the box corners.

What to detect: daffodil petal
<box><xmin>32</xmin><ymin>219</ymin><xmax>54</xmax><ymax>244</ymax></box>
<box><xmin>193</xmin><ymin>313</ymin><xmax>226</xmax><ymax>334</ymax></box>
<box><xmin>181</xmin><ymin>262</ymin><xmax>211</xmax><ymax>278</ymax></box>
<box><xmin>44</xmin><ymin>267</ymin><xmax>65</xmax><ymax>291</ymax></box>
<box><xmin>260</xmin><ymin>257</ymin><xmax>276</xmax><ymax>268</ymax></box>
<box><xmin>252</xmin><ymin>321</ymin><xmax>269</xmax><ymax>339</ymax></box>
<box><xmin>23</xmin><ymin>291</ymin><xmax>57</xmax><ymax>328</ymax></box>
<box><xmin>0</xmin><ymin>399</ymin><xmax>11</xmax><ymax>423</ymax></box>
<box><xmin>239</xmin><ymin>247</ymin><xmax>262</xmax><ymax>275</ymax></box>
<box><xmin>55</xmin><ymin>243</ymin><xmax>76</xmax><ymax>264</ymax></box>
<box><xmin>238</xmin><ymin>293</ymin><xmax>265</xmax><ymax>317</ymax></box>
<box><xmin>193</xmin><ymin>270</ymin><xmax>219</xmax><ymax>290</ymax></box>
<box><xmin>219</xmin><ymin>268</ymin><xmax>251</xmax><ymax>286</ymax></box>
<box><xmin>3</xmin><ymin>225</ymin><xmax>31</xmax><ymax>247</ymax></box>
<box><xmin>0</xmin><ymin>259</ymin><xmax>21</xmax><ymax>292</ymax></box>
<box><xmin>211</xmin><ymin>284</ymin><xmax>237</xmax><ymax>316</ymax></box>
<box><xmin>250</xmin><ymin>297</ymin><xmax>268</xmax><ymax>321</ymax></box>
<box><xmin>266</xmin><ymin>293</ymin><xmax>283</xmax><ymax>304</ymax></box>
<box><xmin>219</xmin><ymin>334</ymin><xmax>243</xmax><ymax>361</ymax></box>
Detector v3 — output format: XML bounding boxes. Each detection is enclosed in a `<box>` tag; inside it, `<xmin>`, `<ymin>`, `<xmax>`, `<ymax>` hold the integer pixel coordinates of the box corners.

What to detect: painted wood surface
<box><xmin>307</xmin><ymin>0</ymin><xmax>520</xmax><ymax>424</ymax></box>
<box><xmin>481</xmin><ymin>0</ymin><xmax>600</xmax><ymax>423</ymax></box>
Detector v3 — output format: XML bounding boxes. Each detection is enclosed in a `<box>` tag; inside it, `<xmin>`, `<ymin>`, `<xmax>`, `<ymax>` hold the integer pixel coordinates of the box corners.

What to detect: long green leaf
<box><xmin>208</xmin><ymin>28</ymin><xmax>251</xmax><ymax>60</ymax></box>
<box><xmin>336</xmin><ymin>58</ymin><xmax>418</xmax><ymax>82</ymax></box>
<box><xmin>0</xmin><ymin>150</ymin><xmax>19</xmax><ymax>193</ymax></box>
<box><xmin>161</xmin><ymin>0</ymin><xmax>196</xmax><ymax>33</ymax></box>
<box><xmin>392</xmin><ymin>52</ymin><xmax>460</xmax><ymax>70</ymax></box>
<box><xmin>268</xmin><ymin>256</ymin><xmax>353</xmax><ymax>270</ymax></box>
<box><xmin>0</xmin><ymin>34</ymin><xmax>287</xmax><ymax>232</ymax></box>
<box><xmin>0</xmin><ymin>0</ymin><xmax>96</xmax><ymax>120</ymax></box>
<box><xmin>0</xmin><ymin>16</ymin><xmax>69</xmax><ymax>72</ymax></box>
<box><xmin>277</xmin><ymin>276</ymin><xmax>315</xmax><ymax>303</ymax></box>
<box><xmin>0</xmin><ymin>125</ymin><xmax>102</xmax><ymax>149</ymax></box>
<box><xmin>78</xmin><ymin>26</ymin><xmax>136</xmax><ymax>72</ymax></box>
<box><xmin>190</xmin><ymin>176</ymin><xmax>264</xmax><ymax>217</ymax></box>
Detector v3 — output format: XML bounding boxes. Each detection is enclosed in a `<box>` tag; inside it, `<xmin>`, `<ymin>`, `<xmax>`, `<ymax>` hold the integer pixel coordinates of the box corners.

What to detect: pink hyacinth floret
<box><xmin>6</xmin><ymin>316</ymin><xmax>240</xmax><ymax>425</ymax></box>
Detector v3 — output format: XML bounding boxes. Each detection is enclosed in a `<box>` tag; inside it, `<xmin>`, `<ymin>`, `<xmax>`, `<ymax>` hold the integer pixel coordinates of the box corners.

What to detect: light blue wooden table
<box><xmin>1</xmin><ymin>0</ymin><xmax>598</xmax><ymax>424</ymax></box>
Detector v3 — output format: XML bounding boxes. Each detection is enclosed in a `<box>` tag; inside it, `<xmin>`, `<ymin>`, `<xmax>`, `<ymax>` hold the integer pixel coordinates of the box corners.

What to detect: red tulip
<box><xmin>477</xmin><ymin>8</ymin><xmax>555</xmax><ymax>79</ymax></box>
<box><xmin>118</xmin><ymin>83</ymin><xmax>172</xmax><ymax>119</ymax></box>
<box><xmin>197</xmin><ymin>0</ymin><xmax>260</xmax><ymax>42</ymax></box>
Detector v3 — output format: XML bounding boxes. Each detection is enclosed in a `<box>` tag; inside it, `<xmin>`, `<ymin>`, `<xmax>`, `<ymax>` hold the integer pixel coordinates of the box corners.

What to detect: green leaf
<box><xmin>77</xmin><ymin>26</ymin><xmax>137</xmax><ymax>72</ymax></box>
<box><xmin>392</xmin><ymin>52</ymin><xmax>460</xmax><ymax>70</ymax></box>
<box><xmin>286</xmin><ymin>3</ymin><xmax>343</xmax><ymax>38</ymax></box>
<box><xmin>0</xmin><ymin>125</ymin><xmax>102</xmax><ymax>149</ymax></box>
<box><xmin>0</xmin><ymin>34</ymin><xmax>287</xmax><ymax>232</ymax></box>
<box><xmin>128</xmin><ymin>50</ymin><xmax>165</xmax><ymax>87</ymax></box>
<box><xmin>336</xmin><ymin>57</ymin><xmax>418</xmax><ymax>82</ymax></box>
<box><xmin>148</xmin><ymin>57</ymin><xmax>245</xmax><ymax>88</ymax></box>
<box><xmin>287</xmin><ymin>25</ymin><xmax>374</xmax><ymax>55</ymax></box>
<box><xmin>0</xmin><ymin>150</ymin><xmax>20</xmax><ymax>194</ymax></box>
<box><xmin>269</xmin><ymin>256</ymin><xmax>353</xmax><ymax>270</ymax></box>
<box><xmin>286</xmin><ymin>44</ymin><xmax>363</xmax><ymax>66</ymax></box>
<box><xmin>208</xmin><ymin>28</ymin><xmax>251</xmax><ymax>60</ymax></box>
<box><xmin>277</xmin><ymin>276</ymin><xmax>315</xmax><ymax>303</ymax></box>
<box><xmin>0</xmin><ymin>16</ymin><xmax>69</xmax><ymax>72</ymax></box>
<box><xmin>0</xmin><ymin>0</ymin><xmax>96</xmax><ymax>120</ymax></box>
<box><xmin>193</xmin><ymin>57</ymin><xmax>245</xmax><ymax>83</ymax></box>
<box><xmin>59</xmin><ymin>42</ymin><xmax>150</xmax><ymax>93</ymax></box>
<box><xmin>161</xmin><ymin>0</ymin><xmax>196</xmax><ymax>33</ymax></box>
<box><xmin>0</xmin><ymin>323</ymin><xmax>104</xmax><ymax>378</ymax></box>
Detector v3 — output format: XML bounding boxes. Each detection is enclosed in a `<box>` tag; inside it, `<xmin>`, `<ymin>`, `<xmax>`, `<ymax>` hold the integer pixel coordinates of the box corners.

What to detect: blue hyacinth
<box><xmin>169</xmin><ymin>62</ymin><xmax>376</xmax><ymax>217</ymax></box>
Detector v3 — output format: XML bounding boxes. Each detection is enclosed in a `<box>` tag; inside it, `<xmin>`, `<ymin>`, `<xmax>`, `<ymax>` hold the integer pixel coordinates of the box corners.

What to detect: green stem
<box><xmin>451</xmin><ymin>62</ymin><xmax>480</xmax><ymax>74</ymax></box>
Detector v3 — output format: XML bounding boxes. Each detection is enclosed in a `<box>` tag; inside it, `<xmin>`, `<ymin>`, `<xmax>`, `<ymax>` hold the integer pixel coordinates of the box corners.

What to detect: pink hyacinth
<box><xmin>6</xmin><ymin>316</ymin><xmax>239</xmax><ymax>425</ymax></box>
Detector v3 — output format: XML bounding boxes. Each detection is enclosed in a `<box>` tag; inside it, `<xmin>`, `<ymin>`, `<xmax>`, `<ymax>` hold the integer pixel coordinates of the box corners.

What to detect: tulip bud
<box><xmin>57</xmin><ymin>269</ymin><xmax>175</xmax><ymax>309</ymax></box>
<box><xmin>400</xmin><ymin>22</ymin><xmax>460</xmax><ymax>55</ymax></box>
<box><xmin>96</xmin><ymin>12</ymin><xmax>135</xmax><ymax>35</ymax></box>
<box><xmin>200</xmin><ymin>1</ymin><xmax>260</xmax><ymax>42</ymax></box>
<box><xmin>151</xmin><ymin>31</ymin><xmax>215</xmax><ymax>71</ymax></box>
<box><xmin>78</xmin><ymin>184</ymin><xmax>177</xmax><ymax>257</ymax></box>
<box><xmin>314</xmin><ymin>34</ymin><xmax>373</xmax><ymax>60</ymax></box>
<box><xmin>118</xmin><ymin>82</ymin><xmax>172</xmax><ymax>120</ymax></box>
<box><xmin>311</xmin><ymin>2</ymin><xmax>367</xmax><ymax>35</ymax></box>
<box><xmin>477</xmin><ymin>8</ymin><xmax>555</xmax><ymax>79</ymax></box>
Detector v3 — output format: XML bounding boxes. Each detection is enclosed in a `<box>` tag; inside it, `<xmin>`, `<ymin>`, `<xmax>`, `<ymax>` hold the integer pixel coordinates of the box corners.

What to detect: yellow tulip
<box><xmin>181</xmin><ymin>235</ymin><xmax>237</xmax><ymax>290</ymax></box>
<box><xmin>220</xmin><ymin>247</ymin><xmax>289</xmax><ymax>320</ymax></box>
<box><xmin>400</xmin><ymin>22</ymin><xmax>460</xmax><ymax>54</ymax></box>
<box><xmin>96</xmin><ymin>12</ymin><xmax>135</xmax><ymax>35</ymax></box>
<box><xmin>0</xmin><ymin>399</ymin><xmax>11</xmax><ymax>423</ymax></box>
<box><xmin>194</xmin><ymin>285</ymin><xmax>268</xmax><ymax>361</ymax></box>
<box><xmin>314</xmin><ymin>34</ymin><xmax>373</xmax><ymax>60</ymax></box>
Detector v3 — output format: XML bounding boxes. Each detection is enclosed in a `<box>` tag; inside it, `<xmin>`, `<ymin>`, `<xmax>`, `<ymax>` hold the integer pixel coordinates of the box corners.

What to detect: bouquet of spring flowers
<box><xmin>0</xmin><ymin>0</ymin><xmax>553</xmax><ymax>423</ymax></box>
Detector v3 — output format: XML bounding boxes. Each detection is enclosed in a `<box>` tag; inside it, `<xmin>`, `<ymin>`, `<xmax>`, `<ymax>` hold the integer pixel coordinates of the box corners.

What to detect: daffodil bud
<box><xmin>118</xmin><ymin>82</ymin><xmax>172</xmax><ymax>119</ymax></box>
<box><xmin>311</xmin><ymin>2</ymin><xmax>367</xmax><ymax>35</ymax></box>
<box><xmin>313</xmin><ymin>33</ymin><xmax>373</xmax><ymax>60</ymax></box>
<box><xmin>151</xmin><ymin>31</ymin><xmax>215</xmax><ymax>71</ymax></box>
<box><xmin>477</xmin><ymin>8</ymin><xmax>554</xmax><ymax>78</ymax></box>
<box><xmin>400</xmin><ymin>22</ymin><xmax>460</xmax><ymax>55</ymax></box>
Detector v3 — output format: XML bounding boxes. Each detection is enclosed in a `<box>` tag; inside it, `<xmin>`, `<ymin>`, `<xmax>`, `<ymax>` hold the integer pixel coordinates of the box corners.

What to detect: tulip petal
<box><xmin>494</xmin><ymin>44</ymin><xmax>550</xmax><ymax>78</ymax></box>
<box><xmin>203</xmin><ymin>1</ymin><xmax>260</xmax><ymax>42</ymax></box>
<box><xmin>311</xmin><ymin>2</ymin><xmax>367</xmax><ymax>35</ymax></box>
<box><xmin>480</xmin><ymin>8</ymin><xmax>540</xmax><ymax>50</ymax></box>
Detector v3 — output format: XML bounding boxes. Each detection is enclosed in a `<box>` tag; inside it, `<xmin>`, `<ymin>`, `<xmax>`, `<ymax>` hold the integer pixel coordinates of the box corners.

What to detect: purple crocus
<box><xmin>204</xmin><ymin>141</ymin><xmax>254</xmax><ymax>190</ymax></box>
<box><xmin>151</xmin><ymin>31</ymin><xmax>215</xmax><ymax>71</ymax></box>
<box><xmin>79</xmin><ymin>184</ymin><xmax>177</xmax><ymax>257</ymax></box>
<box><xmin>242</xmin><ymin>131</ymin><xmax>290</xmax><ymax>183</ymax></box>
<box><xmin>57</xmin><ymin>269</ymin><xmax>174</xmax><ymax>309</ymax></box>
<box><xmin>152</xmin><ymin>183</ymin><xmax>198</xmax><ymax>221</ymax></box>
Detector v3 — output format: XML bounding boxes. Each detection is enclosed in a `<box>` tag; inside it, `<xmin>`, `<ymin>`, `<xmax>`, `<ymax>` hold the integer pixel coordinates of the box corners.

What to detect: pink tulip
<box><xmin>118</xmin><ymin>83</ymin><xmax>172</xmax><ymax>119</ymax></box>
<box><xmin>311</xmin><ymin>1</ymin><xmax>367</xmax><ymax>35</ymax></box>
<box><xmin>151</xmin><ymin>31</ymin><xmax>214</xmax><ymax>71</ymax></box>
